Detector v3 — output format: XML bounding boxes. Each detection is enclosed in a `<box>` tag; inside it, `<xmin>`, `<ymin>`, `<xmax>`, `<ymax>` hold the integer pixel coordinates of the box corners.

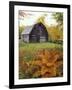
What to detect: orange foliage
<box><xmin>19</xmin><ymin>49</ymin><xmax>63</xmax><ymax>78</ymax></box>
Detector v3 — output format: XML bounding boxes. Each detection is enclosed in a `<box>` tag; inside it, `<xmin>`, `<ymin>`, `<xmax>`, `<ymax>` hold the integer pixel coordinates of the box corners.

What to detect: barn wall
<box><xmin>40</xmin><ymin>36</ymin><xmax>46</xmax><ymax>42</ymax></box>
<box><xmin>29</xmin><ymin>23</ymin><xmax>48</xmax><ymax>42</ymax></box>
<box><xmin>21</xmin><ymin>34</ymin><xmax>29</xmax><ymax>42</ymax></box>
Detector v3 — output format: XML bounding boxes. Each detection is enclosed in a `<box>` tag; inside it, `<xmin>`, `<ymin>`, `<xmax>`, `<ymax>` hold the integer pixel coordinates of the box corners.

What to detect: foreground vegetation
<box><xmin>19</xmin><ymin>41</ymin><xmax>63</xmax><ymax>79</ymax></box>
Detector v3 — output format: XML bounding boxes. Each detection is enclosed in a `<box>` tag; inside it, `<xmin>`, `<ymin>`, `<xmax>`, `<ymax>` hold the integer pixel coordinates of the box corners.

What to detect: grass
<box><xmin>19</xmin><ymin>41</ymin><xmax>63</xmax><ymax>52</ymax></box>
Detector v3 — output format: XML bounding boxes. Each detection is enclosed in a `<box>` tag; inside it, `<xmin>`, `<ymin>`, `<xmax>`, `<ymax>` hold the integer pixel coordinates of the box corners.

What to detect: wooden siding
<box><xmin>29</xmin><ymin>23</ymin><xmax>48</xmax><ymax>42</ymax></box>
<box><xmin>22</xmin><ymin>34</ymin><xmax>29</xmax><ymax>43</ymax></box>
<box><xmin>21</xmin><ymin>22</ymin><xmax>48</xmax><ymax>43</ymax></box>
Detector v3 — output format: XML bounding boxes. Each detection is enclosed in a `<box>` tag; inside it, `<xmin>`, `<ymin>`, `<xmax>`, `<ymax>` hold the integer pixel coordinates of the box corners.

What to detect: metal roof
<box><xmin>21</xmin><ymin>26</ymin><xmax>33</xmax><ymax>35</ymax></box>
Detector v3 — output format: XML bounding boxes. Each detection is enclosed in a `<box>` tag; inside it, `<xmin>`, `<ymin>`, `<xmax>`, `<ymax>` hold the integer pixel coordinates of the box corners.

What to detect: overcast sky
<box><xmin>19</xmin><ymin>11</ymin><xmax>57</xmax><ymax>26</ymax></box>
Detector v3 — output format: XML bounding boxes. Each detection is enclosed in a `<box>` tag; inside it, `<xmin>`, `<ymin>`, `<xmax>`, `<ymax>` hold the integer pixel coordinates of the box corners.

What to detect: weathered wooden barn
<box><xmin>21</xmin><ymin>22</ymin><xmax>48</xmax><ymax>43</ymax></box>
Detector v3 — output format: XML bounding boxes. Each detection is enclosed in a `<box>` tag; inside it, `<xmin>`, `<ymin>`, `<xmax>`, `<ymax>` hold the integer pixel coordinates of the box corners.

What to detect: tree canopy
<box><xmin>52</xmin><ymin>13</ymin><xmax>63</xmax><ymax>25</ymax></box>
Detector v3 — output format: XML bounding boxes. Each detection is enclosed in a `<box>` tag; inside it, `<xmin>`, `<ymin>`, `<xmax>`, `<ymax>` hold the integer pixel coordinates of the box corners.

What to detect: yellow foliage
<box><xmin>47</xmin><ymin>26</ymin><xmax>63</xmax><ymax>41</ymax></box>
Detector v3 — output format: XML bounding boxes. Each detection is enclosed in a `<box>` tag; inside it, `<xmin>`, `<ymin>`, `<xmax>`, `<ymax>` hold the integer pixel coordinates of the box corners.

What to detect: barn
<box><xmin>21</xmin><ymin>22</ymin><xmax>48</xmax><ymax>43</ymax></box>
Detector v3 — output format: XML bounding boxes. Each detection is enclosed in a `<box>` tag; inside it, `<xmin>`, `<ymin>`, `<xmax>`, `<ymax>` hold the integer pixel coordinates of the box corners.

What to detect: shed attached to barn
<box><xmin>21</xmin><ymin>22</ymin><xmax>48</xmax><ymax>43</ymax></box>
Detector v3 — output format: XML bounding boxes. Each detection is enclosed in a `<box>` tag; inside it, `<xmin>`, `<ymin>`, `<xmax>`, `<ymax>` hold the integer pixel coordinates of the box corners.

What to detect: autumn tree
<box><xmin>52</xmin><ymin>13</ymin><xmax>63</xmax><ymax>31</ymax></box>
<box><xmin>36</xmin><ymin>14</ymin><xmax>47</xmax><ymax>25</ymax></box>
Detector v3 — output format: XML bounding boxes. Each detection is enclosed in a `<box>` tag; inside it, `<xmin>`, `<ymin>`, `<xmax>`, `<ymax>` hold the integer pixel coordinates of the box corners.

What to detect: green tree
<box><xmin>19</xmin><ymin>26</ymin><xmax>24</xmax><ymax>39</ymax></box>
<box><xmin>52</xmin><ymin>13</ymin><xmax>63</xmax><ymax>26</ymax></box>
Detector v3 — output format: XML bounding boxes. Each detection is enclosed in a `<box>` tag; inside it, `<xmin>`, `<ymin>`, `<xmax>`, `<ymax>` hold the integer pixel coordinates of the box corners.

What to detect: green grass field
<box><xmin>19</xmin><ymin>41</ymin><xmax>63</xmax><ymax>52</ymax></box>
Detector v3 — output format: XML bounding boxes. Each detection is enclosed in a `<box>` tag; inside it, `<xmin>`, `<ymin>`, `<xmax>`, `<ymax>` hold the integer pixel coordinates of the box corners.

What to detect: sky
<box><xmin>19</xmin><ymin>11</ymin><xmax>57</xmax><ymax>26</ymax></box>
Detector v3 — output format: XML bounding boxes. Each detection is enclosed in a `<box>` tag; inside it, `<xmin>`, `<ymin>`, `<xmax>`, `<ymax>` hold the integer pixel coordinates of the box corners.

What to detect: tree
<box><xmin>52</xmin><ymin>13</ymin><xmax>63</xmax><ymax>41</ymax></box>
<box><xmin>36</xmin><ymin>14</ymin><xmax>47</xmax><ymax>24</ymax></box>
<box><xmin>19</xmin><ymin>26</ymin><xmax>24</xmax><ymax>39</ymax></box>
<box><xmin>52</xmin><ymin>13</ymin><xmax>63</xmax><ymax>26</ymax></box>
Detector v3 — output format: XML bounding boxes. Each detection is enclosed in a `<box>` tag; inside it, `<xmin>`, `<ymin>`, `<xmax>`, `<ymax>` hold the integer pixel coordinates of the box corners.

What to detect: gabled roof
<box><xmin>21</xmin><ymin>22</ymin><xmax>48</xmax><ymax>35</ymax></box>
<box><xmin>21</xmin><ymin>26</ymin><xmax>33</xmax><ymax>35</ymax></box>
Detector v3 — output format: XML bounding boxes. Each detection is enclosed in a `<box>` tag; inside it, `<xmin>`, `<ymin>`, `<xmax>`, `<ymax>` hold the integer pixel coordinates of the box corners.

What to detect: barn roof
<box><xmin>21</xmin><ymin>26</ymin><xmax>33</xmax><ymax>35</ymax></box>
